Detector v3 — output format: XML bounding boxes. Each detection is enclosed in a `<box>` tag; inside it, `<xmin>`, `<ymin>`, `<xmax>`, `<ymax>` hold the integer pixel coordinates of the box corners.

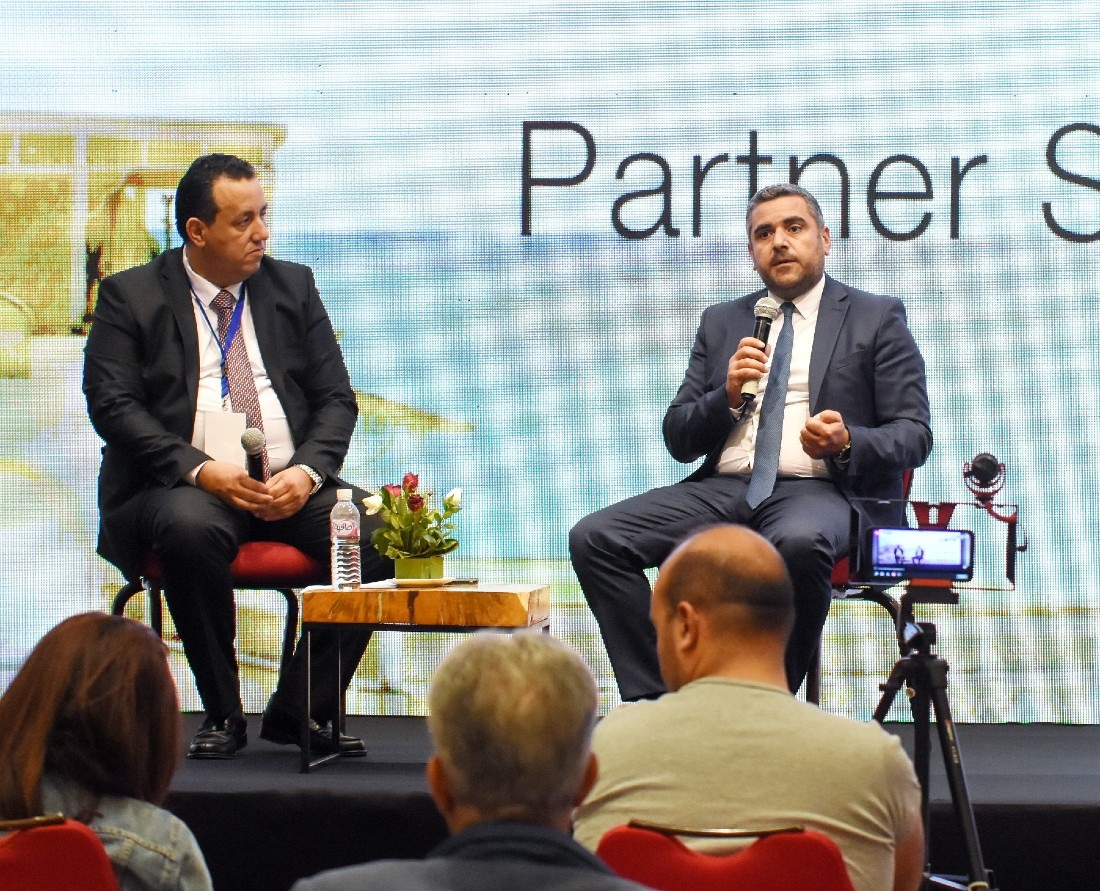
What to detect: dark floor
<box><xmin>168</xmin><ymin>715</ymin><xmax>1100</xmax><ymax>891</ymax></box>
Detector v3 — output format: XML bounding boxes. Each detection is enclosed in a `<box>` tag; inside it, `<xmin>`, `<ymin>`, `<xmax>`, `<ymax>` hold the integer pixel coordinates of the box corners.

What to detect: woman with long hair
<box><xmin>0</xmin><ymin>612</ymin><xmax>212</xmax><ymax>890</ymax></box>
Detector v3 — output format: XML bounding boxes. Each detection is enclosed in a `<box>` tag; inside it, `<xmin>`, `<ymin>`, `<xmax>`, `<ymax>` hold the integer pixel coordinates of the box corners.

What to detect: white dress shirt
<box><xmin>716</xmin><ymin>275</ymin><xmax>829</xmax><ymax>479</ymax></box>
<box><xmin>183</xmin><ymin>248</ymin><xmax>295</xmax><ymax>476</ymax></box>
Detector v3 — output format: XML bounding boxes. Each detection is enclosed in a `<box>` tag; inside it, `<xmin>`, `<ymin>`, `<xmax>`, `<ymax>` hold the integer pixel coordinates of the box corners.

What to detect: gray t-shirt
<box><xmin>573</xmin><ymin>677</ymin><xmax>921</xmax><ymax>891</ymax></box>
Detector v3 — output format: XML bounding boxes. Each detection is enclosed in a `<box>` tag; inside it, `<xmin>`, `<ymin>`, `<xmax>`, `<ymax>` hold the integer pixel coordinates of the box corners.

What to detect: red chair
<box><xmin>596</xmin><ymin>821</ymin><xmax>855</xmax><ymax>891</ymax></box>
<box><xmin>111</xmin><ymin>541</ymin><xmax>328</xmax><ymax>679</ymax></box>
<box><xmin>805</xmin><ymin>469</ymin><xmax>915</xmax><ymax>704</ymax></box>
<box><xmin>0</xmin><ymin>814</ymin><xmax>118</xmax><ymax>890</ymax></box>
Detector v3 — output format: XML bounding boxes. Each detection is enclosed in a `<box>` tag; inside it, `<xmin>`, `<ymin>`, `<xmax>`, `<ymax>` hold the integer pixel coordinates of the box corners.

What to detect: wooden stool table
<box><xmin>299</xmin><ymin>580</ymin><xmax>551</xmax><ymax>772</ymax></box>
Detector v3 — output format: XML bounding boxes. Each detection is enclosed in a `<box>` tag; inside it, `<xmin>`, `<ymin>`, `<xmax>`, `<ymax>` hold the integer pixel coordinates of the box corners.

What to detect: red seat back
<box><xmin>596</xmin><ymin>823</ymin><xmax>855</xmax><ymax>891</ymax></box>
<box><xmin>0</xmin><ymin>817</ymin><xmax>118</xmax><ymax>890</ymax></box>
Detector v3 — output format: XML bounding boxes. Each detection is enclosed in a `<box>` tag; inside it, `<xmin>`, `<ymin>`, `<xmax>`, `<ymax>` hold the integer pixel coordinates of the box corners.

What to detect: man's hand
<box><xmin>252</xmin><ymin>466</ymin><xmax>314</xmax><ymax>521</ymax></box>
<box><xmin>726</xmin><ymin>336</ymin><xmax>771</xmax><ymax>409</ymax></box>
<box><xmin>195</xmin><ymin>460</ymin><xmax>274</xmax><ymax>512</ymax></box>
<box><xmin>800</xmin><ymin>409</ymin><xmax>849</xmax><ymax>459</ymax></box>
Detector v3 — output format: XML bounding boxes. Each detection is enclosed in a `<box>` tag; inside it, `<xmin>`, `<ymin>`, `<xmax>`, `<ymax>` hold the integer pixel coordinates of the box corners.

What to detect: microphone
<box><xmin>740</xmin><ymin>296</ymin><xmax>781</xmax><ymax>402</ymax></box>
<box><xmin>241</xmin><ymin>427</ymin><xmax>266</xmax><ymax>482</ymax></box>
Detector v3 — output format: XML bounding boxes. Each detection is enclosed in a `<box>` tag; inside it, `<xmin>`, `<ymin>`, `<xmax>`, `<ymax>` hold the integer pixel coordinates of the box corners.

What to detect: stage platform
<box><xmin>165</xmin><ymin>715</ymin><xmax>1100</xmax><ymax>891</ymax></box>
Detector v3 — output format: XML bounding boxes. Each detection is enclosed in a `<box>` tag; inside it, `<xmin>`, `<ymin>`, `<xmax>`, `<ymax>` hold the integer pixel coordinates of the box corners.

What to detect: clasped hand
<box><xmin>727</xmin><ymin>338</ymin><xmax>849</xmax><ymax>460</ymax></box>
<box><xmin>195</xmin><ymin>460</ymin><xmax>313</xmax><ymax>520</ymax></box>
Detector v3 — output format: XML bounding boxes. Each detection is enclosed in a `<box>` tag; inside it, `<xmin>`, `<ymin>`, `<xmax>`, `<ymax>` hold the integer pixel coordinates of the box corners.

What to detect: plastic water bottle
<box><xmin>329</xmin><ymin>489</ymin><xmax>361</xmax><ymax>589</ymax></box>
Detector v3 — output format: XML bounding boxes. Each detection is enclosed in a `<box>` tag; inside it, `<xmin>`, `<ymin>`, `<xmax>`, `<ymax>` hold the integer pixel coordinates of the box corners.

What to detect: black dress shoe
<box><xmin>188</xmin><ymin>715</ymin><xmax>247</xmax><ymax>759</ymax></box>
<box><xmin>259</xmin><ymin>710</ymin><xmax>367</xmax><ymax>757</ymax></box>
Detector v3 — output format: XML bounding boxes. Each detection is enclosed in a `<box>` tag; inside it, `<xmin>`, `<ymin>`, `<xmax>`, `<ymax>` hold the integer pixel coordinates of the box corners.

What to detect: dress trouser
<box><xmin>135</xmin><ymin>481</ymin><xmax>392</xmax><ymax>721</ymax></box>
<box><xmin>569</xmin><ymin>474</ymin><xmax>850</xmax><ymax>700</ymax></box>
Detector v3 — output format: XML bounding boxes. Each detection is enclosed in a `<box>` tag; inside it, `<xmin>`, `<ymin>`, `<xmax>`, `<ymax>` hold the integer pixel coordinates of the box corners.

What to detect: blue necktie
<box><xmin>746</xmin><ymin>300</ymin><xmax>795</xmax><ymax>509</ymax></box>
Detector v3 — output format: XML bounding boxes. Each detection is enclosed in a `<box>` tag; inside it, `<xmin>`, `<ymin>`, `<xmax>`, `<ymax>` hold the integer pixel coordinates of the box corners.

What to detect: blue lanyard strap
<box><xmin>194</xmin><ymin>284</ymin><xmax>248</xmax><ymax>403</ymax></box>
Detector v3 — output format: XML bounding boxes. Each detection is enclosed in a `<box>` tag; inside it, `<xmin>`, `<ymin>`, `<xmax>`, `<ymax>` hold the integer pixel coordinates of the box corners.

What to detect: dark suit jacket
<box><xmin>662</xmin><ymin>274</ymin><xmax>932</xmax><ymax>526</ymax></box>
<box><xmin>289</xmin><ymin>821</ymin><xmax>647</xmax><ymax>891</ymax></box>
<box><xmin>83</xmin><ymin>248</ymin><xmax>357</xmax><ymax>579</ymax></box>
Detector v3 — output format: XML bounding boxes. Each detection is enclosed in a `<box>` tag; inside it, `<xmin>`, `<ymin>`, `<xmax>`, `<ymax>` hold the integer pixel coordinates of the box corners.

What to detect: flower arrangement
<box><xmin>363</xmin><ymin>472</ymin><xmax>462</xmax><ymax>560</ymax></box>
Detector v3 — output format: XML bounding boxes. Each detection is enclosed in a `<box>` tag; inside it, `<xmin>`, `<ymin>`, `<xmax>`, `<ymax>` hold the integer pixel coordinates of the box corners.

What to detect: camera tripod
<box><xmin>865</xmin><ymin>583</ymin><xmax>997</xmax><ymax>891</ymax></box>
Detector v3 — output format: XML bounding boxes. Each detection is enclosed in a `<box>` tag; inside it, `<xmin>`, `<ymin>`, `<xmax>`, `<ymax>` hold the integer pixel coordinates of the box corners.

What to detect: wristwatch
<box><xmin>294</xmin><ymin>464</ymin><xmax>324</xmax><ymax>495</ymax></box>
<box><xmin>834</xmin><ymin>439</ymin><xmax>852</xmax><ymax>466</ymax></box>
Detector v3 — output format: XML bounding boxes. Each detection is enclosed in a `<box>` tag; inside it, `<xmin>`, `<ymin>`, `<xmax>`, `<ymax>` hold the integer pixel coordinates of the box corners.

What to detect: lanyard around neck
<box><xmin>194</xmin><ymin>284</ymin><xmax>248</xmax><ymax>403</ymax></box>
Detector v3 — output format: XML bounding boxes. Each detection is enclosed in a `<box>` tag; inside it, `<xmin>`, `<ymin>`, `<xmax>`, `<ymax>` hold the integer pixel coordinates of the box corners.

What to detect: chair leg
<box><xmin>111</xmin><ymin>580</ymin><xmax>143</xmax><ymax>617</ymax></box>
<box><xmin>111</xmin><ymin>579</ymin><xmax>163</xmax><ymax>638</ymax></box>
<box><xmin>806</xmin><ymin>642</ymin><xmax>822</xmax><ymax>705</ymax></box>
<box><xmin>148</xmin><ymin>582</ymin><xmax>163</xmax><ymax>637</ymax></box>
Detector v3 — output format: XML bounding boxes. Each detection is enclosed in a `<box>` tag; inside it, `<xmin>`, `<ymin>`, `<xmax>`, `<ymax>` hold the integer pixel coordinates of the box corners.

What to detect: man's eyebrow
<box><xmin>753</xmin><ymin>214</ymin><xmax>808</xmax><ymax>235</ymax></box>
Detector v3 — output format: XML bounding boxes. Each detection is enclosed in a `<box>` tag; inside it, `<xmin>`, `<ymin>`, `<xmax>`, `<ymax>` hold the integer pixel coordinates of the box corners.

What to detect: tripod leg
<box><xmin>872</xmin><ymin>657</ymin><xmax>909</xmax><ymax>724</ymax></box>
<box><xmin>926</xmin><ymin>657</ymin><xmax>993</xmax><ymax>890</ymax></box>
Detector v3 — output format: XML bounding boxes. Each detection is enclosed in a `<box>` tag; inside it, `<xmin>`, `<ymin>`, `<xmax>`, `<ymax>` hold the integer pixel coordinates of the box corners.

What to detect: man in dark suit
<box><xmin>570</xmin><ymin>183</ymin><xmax>932</xmax><ymax>701</ymax></box>
<box><xmin>83</xmin><ymin>154</ymin><xmax>391</xmax><ymax>758</ymax></box>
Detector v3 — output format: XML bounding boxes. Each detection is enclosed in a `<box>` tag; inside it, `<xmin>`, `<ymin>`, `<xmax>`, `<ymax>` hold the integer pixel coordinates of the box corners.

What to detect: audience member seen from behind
<box><xmin>292</xmin><ymin>633</ymin><xmax>647</xmax><ymax>891</ymax></box>
<box><xmin>0</xmin><ymin>612</ymin><xmax>213</xmax><ymax>891</ymax></box>
<box><xmin>572</xmin><ymin>525</ymin><xmax>924</xmax><ymax>891</ymax></box>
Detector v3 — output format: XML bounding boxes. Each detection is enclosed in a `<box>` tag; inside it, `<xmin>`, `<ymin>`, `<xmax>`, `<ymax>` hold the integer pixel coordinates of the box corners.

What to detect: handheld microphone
<box><xmin>740</xmin><ymin>296</ymin><xmax>781</xmax><ymax>402</ymax></box>
<box><xmin>241</xmin><ymin>427</ymin><xmax>266</xmax><ymax>482</ymax></box>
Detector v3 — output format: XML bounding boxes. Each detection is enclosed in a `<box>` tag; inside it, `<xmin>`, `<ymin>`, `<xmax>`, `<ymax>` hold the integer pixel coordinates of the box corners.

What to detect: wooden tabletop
<box><xmin>301</xmin><ymin>581</ymin><xmax>550</xmax><ymax>629</ymax></box>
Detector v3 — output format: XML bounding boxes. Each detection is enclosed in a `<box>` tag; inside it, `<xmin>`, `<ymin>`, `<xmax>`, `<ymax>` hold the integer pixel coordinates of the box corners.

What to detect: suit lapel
<box><xmin>161</xmin><ymin>250</ymin><xmax>201</xmax><ymax>417</ymax></box>
<box><xmin>245</xmin><ymin>263</ymin><xmax>286</xmax><ymax>384</ymax></box>
<box><xmin>808</xmin><ymin>275</ymin><xmax>848</xmax><ymax>411</ymax></box>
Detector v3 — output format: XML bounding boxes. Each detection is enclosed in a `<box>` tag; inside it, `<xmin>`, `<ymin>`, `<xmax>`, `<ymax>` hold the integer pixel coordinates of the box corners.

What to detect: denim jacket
<box><xmin>40</xmin><ymin>774</ymin><xmax>212</xmax><ymax>891</ymax></box>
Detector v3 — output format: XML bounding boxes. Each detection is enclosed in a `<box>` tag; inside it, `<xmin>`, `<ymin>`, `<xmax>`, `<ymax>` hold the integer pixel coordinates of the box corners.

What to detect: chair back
<box><xmin>830</xmin><ymin>467</ymin><xmax>915</xmax><ymax>588</ymax></box>
<box><xmin>596</xmin><ymin>822</ymin><xmax>855</xmax><ymax>891</ymax></box>
<box><xmin>0</xmin><ymin>814</ymin><xmax>118</xmax><ymax>890</ymax></box>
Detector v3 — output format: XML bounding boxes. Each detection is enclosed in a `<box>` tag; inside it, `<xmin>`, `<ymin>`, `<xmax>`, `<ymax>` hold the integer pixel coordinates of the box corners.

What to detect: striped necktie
<box><xmin>212</xmin><ymin>289</ymin><xmax>268</xmax><ymax>480</ymax></box>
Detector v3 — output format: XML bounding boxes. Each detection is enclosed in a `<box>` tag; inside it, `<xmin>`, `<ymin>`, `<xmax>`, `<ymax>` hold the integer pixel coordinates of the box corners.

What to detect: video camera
<box><xmin>848</xmin><ymin>452</ymin><xmax>1023</xmax><ymax>592</ymax></box>
<box><xmin>858</xmin><ymin>526</ymin><xmax>973</xmax><ymax>583</ymax></box>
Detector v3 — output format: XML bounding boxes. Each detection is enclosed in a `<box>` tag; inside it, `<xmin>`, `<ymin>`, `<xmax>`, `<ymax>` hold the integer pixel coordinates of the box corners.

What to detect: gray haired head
<box><xmin>746</xmin><ymin>182</ymin><xmax>826</xmax><ymax>233</ymax></box>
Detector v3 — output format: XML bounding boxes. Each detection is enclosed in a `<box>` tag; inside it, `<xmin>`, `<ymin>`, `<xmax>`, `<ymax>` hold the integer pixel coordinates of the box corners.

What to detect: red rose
<box><xmin>408</xmin><ymin>494</ymin><xmax>425</xmax><ymax>511</ymax></box>
<box><xmin>383</xmin><ymin>484</ymin><xmax>402</xmax><ymax>499</ymax></box>
<box><xmin>402</xmin><ymin>472</ymin><xmax>419</xmax><ymax>493</ymax></box>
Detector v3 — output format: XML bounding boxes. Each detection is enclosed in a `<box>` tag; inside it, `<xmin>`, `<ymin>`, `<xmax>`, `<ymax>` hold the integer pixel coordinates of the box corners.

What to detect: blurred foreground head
<box><xmin>426</xmin><ymin>632</ymin><xmax>599</xmax><ymax>830</ymax></box>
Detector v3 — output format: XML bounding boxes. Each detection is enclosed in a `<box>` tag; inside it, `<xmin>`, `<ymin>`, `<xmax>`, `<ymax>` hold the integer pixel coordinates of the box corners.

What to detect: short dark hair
<box><xmin>746</xmin><ymin>182</ymin><xmax>826</xmax><ymax>233</ymax></box>
<box><xmin>175</xmin><ymin>153</ymin><xmax>257</xmax><ymax>243</ymax></box>
<box><xmin>0</xmin><ymin>613</ymin><xmax>182</xmax><ymax>818</ymax></box>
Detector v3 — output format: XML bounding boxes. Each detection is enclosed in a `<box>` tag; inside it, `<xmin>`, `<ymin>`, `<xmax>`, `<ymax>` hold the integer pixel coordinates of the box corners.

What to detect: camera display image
<box><xmin>869</xmin><ymin>528</ymin><xmax>974</xmax><ymax>582</ymax></box>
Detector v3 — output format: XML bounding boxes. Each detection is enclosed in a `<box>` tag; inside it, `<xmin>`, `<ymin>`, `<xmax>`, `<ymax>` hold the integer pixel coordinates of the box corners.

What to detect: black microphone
<box><xmin>740</xmin><ymin>296</ymin><xmax>781</xmax><ymax>403</ymax></box>
<box><xmin>966</xmin><ymin>452</ymin><xmax>1001</xmax><ymax>488</ymax></box>
<box><xmin>241</xmin><ymin>427</ymin><xmax>266</xmax><ymax>482</ymax></box>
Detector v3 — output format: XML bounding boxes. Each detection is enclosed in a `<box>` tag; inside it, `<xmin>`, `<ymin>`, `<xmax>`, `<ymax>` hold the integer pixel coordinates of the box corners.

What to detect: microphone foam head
<box><xmin>754</xmin><ymin>296</ymin><xmax>781</xmax><ymax>320</ymax></box>
<box><xmin>241</xmin><ymin>427</ymin><xmax>266</xmax><ymax>456</ymax></box>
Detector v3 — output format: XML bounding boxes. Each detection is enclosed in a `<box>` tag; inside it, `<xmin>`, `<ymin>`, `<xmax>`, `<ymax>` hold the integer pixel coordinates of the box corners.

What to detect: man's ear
<box><xmin>675</xmin><ymin>600</ymin><xmax>701</xmax><ymax>653</ymax></box>
<box><xmin>184</xmin><ymin>217</ymin><xmax>206</xmax><ymax>247</ymax></box>
<box><xmin>572</xmin><ymin>752</ymin><xmax>599</xmax><ymax>807</ymax></box>
<box><xmin>426</xmin><ymin>756</ymin><xmax>454</xmax><ymax>818</ymax></box>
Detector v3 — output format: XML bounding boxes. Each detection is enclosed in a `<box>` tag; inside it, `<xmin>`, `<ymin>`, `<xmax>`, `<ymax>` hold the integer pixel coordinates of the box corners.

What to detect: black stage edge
<box><xmin>166</xmin><ymin>716</ymin><xmax>1100</xmax><ymax>891</ymax></box>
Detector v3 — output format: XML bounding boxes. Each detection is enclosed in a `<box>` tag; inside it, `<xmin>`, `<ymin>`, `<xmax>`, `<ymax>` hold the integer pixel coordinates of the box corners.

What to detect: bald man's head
<box><xmin>654</xmin><ymin>525</ymin><xmax>795</xmax><ymax>640</ymax></box>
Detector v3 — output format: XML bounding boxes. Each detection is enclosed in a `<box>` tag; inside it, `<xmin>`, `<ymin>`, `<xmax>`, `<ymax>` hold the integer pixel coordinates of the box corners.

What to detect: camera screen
<box><xmin>868</xmin><ymin>528</ymin><xmax>974</xmax><ymax>582</ymax></box>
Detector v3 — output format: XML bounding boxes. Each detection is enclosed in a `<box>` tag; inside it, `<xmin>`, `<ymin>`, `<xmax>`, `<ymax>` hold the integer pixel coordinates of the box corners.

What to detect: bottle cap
<box><xmin>336</xmin><ymin>489</ymin><xmax>353</xmax><ymax>500</ymax></box>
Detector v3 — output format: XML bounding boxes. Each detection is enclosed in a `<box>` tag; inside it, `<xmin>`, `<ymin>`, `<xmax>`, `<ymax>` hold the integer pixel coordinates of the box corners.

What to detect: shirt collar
<box><xmin>769</xmin><ymin>274</ymin><xmax>825</xmax><ymax>320</ymax></box>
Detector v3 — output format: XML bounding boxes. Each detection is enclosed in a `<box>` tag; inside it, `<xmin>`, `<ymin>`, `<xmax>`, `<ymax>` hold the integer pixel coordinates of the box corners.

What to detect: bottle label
<box><xmin>331</xmin><ymin>519</ymin><xmax>359</xmax><ymax>538</ymax></box>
